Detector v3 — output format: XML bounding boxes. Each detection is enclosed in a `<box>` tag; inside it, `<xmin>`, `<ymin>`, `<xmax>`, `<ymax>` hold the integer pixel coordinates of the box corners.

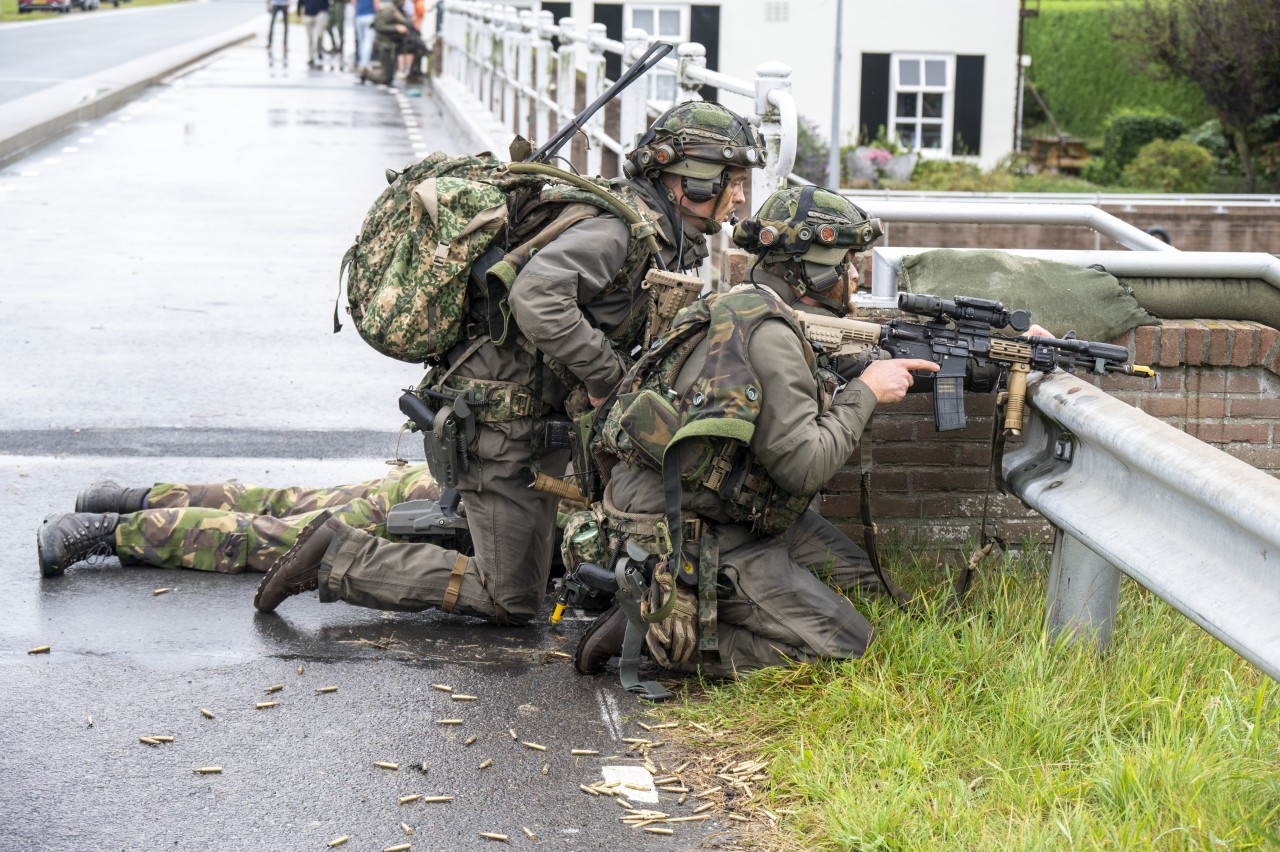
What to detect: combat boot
<box><xmin>75</xmin><ymin>481</ymin><xmax>149</xmax><ymax>514</ymax></box>
<box><xmin>37</xmin><ymin>512</ymin><xmax>120</xmax><ymax>577</ymax></box>
<box><xmin>254</xmin><ymin>511</ymin><xmax>340</xmax><ymax>613</ymax></box>
<box><xmin>573</xmin><ymin>604</ymin><xmax>628</xmax><ymax>675</ymax></box>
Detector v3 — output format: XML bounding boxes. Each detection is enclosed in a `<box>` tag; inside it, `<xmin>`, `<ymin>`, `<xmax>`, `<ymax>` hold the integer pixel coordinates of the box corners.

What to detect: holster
<box><xmin>422</xmin><ymin>398</ymin><xmax>476</xmax><ymax>488</ymax></box>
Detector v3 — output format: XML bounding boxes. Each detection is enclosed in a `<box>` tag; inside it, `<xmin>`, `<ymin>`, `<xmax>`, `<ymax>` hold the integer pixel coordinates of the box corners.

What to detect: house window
<box><xmin>627</xmin><ymin>3</ymin><xmax>689</xmax><ymax>104</ymax></box>
<box><xmin>891</xmin><ymin>54</ymin><xmax>953</xmax><ymax>156</ymax></box>
<box><xmin>764</xmin><ymin>1</ymin><xmax>789</xmax><ymax>22</ymax></box>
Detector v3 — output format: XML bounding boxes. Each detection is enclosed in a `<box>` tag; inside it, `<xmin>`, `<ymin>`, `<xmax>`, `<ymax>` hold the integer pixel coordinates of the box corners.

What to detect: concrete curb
<box><xmin>0</xmin><ymin>17</ymin><xmax>259</xmax><ymax>166</ymax></box>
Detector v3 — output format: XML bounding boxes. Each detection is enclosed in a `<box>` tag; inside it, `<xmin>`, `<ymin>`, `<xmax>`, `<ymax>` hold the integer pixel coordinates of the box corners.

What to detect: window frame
<box><xmin>625</xmin><ymin>2</ymin><xmax>690</xmax><ymax>105</ymax></box>
<box><xmin>889</xmin><ymin>53</ymin><xmax>955</xmax><ymax>159</ymax></box>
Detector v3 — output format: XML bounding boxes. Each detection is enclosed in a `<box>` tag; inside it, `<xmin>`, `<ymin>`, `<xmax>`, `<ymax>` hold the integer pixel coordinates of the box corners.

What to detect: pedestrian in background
<box><xmin>266</xmin><ymin>0</ymin><xmax>290</xmax><ymax>53</ymax></box>
<box><xmin>326</xmin><ymin>0</ymin><xmax>348</xmax><ymax>67</ymax></box>
<box><xmin>299</xmin><ymin>0</ymin><xmax>330</xmax><ymax>70</ymax></box>
<box><xmin>354</xmin><ymin>0</ymin><xmax>377</xmax><ymax>75</ymax></box>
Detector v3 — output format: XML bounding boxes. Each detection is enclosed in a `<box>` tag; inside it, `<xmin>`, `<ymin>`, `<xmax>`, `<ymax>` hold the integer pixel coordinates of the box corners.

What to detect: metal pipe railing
<box><xmin>867</xmin><ymin>246</ymin><xmax>1280</xmax><ymax>309</ymax></box>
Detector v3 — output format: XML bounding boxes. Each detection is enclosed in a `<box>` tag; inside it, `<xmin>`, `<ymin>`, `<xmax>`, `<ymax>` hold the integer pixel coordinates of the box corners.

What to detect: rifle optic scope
<box><xmin>898</xmin><ymin>293</ymin><xmax>1031</xmax><ymax>333</ymax></box>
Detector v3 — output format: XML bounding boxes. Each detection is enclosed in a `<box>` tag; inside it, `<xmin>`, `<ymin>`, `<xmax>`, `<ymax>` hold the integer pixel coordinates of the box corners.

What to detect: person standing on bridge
<box><xmin>299</xmin><ymin>0</ymin><xmax>331</xmax><ymax>70</ymax></box>
<box><xmin>252</xmin><ymin>102</ymin><xmax>768</xmax><ymax>625</ymax></box>
<box><xmin>35</xmin><ymin>467</ymin><xmax>443</xmax><ymax>577</ymax></box>
<box><xmin>266</xmin><ymin>0</ymin><xmax>291</xmax><ymax>54</ymax></box>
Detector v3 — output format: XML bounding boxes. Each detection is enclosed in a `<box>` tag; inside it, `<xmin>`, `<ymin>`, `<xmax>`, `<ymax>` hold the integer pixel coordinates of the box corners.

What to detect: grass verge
<box><xmin>663</xmin><ymin>543</ymin><xmax>1280</xmax><ymax>850</ymax></box>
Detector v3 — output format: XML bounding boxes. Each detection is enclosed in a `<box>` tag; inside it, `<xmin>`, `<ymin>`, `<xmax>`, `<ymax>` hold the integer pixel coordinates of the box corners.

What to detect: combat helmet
<box><xmin>625</xmin><ymin>101</ymin><xmax>765</xmax><ymax>232</ymax></box>
<box><xmin>732</xmin><ymin>185</ymin><xmax>883</xmax><ymax>314</ymax></box>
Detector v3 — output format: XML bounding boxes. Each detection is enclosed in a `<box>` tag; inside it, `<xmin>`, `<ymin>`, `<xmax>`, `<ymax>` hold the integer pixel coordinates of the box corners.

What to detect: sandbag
<box><xmin>900</xmin><ymin>249</ymin><xmax>1160</xmax><ymax>342</ymax></box>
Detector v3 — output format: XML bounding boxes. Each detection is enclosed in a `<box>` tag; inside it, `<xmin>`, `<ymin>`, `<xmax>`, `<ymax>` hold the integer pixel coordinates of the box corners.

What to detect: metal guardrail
<box><xmin>1004</xmin><ymin>371</ymin><xmax>1280</xmax><ymax>682</ymax></box>
<box><xmin>438</xmin><ymin>1</ymin><xmax>797</xmax><ymax>203</ymax></box>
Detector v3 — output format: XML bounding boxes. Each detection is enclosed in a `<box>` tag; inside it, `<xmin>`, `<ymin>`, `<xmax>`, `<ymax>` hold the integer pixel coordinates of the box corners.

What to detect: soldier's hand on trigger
<box><xmin>856</xmin><ymin>358</ymin><xmax>939</xmax><ymax>404</ymax></box>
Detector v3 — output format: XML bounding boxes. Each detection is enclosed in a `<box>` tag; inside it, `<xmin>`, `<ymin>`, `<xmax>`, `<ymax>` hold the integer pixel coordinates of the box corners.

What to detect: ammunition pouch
<box><xmin>716</xmin><ymin>455</ymin><xmax>811</xmax><ymax>536</ymax></box>
<box><xmin>557</xmin><ymin>507</ymin><xmax>618</xmax><ymax>609</ymax></box>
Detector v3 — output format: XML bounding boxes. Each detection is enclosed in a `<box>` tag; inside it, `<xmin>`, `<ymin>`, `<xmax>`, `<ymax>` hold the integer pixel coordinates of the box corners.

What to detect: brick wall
<box><xmin>818</xmin><ymin>321</ymin><xmax>1280</xmax><ymax>549</ymax></box>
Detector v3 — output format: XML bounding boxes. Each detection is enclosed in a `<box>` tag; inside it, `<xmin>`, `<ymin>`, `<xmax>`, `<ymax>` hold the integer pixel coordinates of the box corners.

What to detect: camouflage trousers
<box><xmin>112</xmin><ymin>465</ymin><xmax>441</xmax><ymax>573</ymax></box>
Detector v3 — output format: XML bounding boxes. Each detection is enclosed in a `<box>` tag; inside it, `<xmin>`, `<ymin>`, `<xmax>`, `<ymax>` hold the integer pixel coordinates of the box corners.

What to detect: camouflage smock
<box><xmin>609</xmin><ymin>274</ymin><xmax>877</xmax><ymax>533</ymax></box>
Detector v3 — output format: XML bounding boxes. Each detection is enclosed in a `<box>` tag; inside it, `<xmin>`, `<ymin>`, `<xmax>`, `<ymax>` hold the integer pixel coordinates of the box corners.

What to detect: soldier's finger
<box><xmin>896</xmin><ymin>359</ymin><xmax>940</xmax><ymax>373</ymax></box>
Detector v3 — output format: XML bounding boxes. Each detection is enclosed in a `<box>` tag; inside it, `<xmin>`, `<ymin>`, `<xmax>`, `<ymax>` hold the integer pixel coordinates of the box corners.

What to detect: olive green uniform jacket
<box><xmin>609</xmin><ymin>270</ymin><xmax>890</xmax><ymax>674</ymax></box>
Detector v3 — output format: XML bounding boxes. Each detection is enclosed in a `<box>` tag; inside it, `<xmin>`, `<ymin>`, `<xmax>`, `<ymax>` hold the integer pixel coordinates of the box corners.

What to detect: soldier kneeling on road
<box><xmin>570</xmin><ymin>186</ymin><xmax>938</xmax><ymax>693</ymax></box>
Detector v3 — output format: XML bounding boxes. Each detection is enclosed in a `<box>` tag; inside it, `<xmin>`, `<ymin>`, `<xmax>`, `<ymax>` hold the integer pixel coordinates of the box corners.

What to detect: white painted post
<box><xmin>478</xmin><ymin>5</ymin><xmax>494</xmax><ymax>111</ymax></box>
<box><xmin>620</xmin><ymin>27</ymin><xmax>650</xmax><ymax>157</ymax></box>
<box><xmin>516</xmin><ymin>10</ymin><xmax>535</xmax><ymax>139</ymax></box>
<box><xmin>501</xmin><ymin>6</ymin><xmax>519</xmax><ymax>135</ymax></box>
<box><xmin>584</xmin><ymin>22</ymin><xmax>608</xmax><ymax>176</ymax></box>
<box><xmin>676</xmin><ymin>42</ymin><xmax>706</xmax><ymax>103</ymax></box>
<box><xmin>556</xmin><ymin>19</ymin><xmax>578</xmax><ymax>146</ymax></box>
<box><xmin>533</xmin><ymin>10</ymin><xmax>555</xmax><ymax>147</ymax></box>
<box><xmin>753</xmin><ymin>61</ymin><xmax>794</xmax><ymax>207</ymax></box>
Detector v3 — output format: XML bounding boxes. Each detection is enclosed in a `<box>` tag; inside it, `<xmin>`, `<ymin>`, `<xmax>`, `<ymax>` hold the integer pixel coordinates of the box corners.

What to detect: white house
<box><xmin>530</xmin><ymin>0</ymin><xmax>1020</xmax><ymax>170</ymax></box>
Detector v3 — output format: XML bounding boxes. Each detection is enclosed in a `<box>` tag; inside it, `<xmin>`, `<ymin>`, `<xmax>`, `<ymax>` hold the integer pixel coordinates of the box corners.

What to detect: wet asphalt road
<box><xmin>0</xmin><ymin>41</ymin><xmax>732</xmax><ymax>852</ymax></box>
<box><xmin>0</xmin><ymin>0</ymin><xmax>263</xmax><ymax>106</ymax></box>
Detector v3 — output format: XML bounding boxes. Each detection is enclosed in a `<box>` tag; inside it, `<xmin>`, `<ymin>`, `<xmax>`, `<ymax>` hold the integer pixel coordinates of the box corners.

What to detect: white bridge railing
<box><xmin>438</xmin><ymin>0</ymin><xmax>797</xmax><ymax>204</ymax></box>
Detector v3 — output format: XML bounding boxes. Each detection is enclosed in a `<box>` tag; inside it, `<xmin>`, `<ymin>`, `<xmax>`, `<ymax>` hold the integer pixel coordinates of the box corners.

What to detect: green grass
<box><xmin>667</xmin><ymin>543</ymin><xmax>1280</xmax><ymax>850</ymax></box>
<box><xmin>1</xmin><ymin>0</ymin><xmax>186</xmax><ymax>23</ymax></box>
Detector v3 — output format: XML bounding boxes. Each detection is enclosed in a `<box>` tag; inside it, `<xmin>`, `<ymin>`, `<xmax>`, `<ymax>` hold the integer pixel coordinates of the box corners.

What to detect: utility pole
<box><xmin>827</xmin><ymin>0</ymin><xmax>844</xmax><ymax>187</ymax></box>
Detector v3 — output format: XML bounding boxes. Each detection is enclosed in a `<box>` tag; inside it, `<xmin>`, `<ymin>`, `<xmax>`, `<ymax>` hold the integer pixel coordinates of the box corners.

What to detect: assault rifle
<box><xmin>795</xmin><ymin>293</ymin><xmax>1155</xmax><ymax>435</ymax></box>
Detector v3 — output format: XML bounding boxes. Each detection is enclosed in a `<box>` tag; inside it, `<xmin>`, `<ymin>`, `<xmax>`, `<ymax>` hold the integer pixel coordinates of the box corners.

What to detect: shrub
<box><xmin>1023</xmin><ymin>0</ymin><xmax>1210</xmax><ymax>138</ymax></box>
<box><xmin>1121</xmin><ymin>138</ymin><xmax>1214</xmax><ymax>192</ymax></box>
<box><xmin>1100</xmin><ymin>110</ymin><xmax>1187</xmax><ymax>183</ymax></box>
<box><xmin>1079</xmin><ymin>157</ymin><xmax>1111</xmax><ymax>186</ymax></box>
<box><xmin>794</xmin><ymin>116</ymin><xmax>830</xmax><ymax>186</ymax></box>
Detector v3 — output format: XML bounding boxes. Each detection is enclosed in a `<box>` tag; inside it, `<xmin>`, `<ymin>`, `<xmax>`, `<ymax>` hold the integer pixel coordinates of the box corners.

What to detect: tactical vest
<box><xmin>598</xmin><ymin>285</ymin><xmax>822</xmax><ymax>536</ymax></box>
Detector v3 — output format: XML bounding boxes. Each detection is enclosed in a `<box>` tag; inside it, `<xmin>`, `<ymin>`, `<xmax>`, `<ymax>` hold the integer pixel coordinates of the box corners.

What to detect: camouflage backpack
<box><xmin>336</xmin><ymin>150</ymin><xmax>661</xmax><ymax>364</ymax></box>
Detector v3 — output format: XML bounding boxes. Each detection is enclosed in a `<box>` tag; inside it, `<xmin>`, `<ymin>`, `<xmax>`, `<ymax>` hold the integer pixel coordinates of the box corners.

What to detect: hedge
<box><xmin>1023</xmin><ymin>0</ymin><xmax>1210</xmax><ymax>140</ymax></box>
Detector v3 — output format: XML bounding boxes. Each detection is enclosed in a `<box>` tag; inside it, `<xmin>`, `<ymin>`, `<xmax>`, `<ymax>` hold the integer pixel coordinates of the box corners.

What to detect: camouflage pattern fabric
<box><xmin>734</xmin><ymin>186</ymin><xmax>879</xmax><ymax>266</ymax></box>
<box><xmin>599</xmin><ymin>286</ymin><xmax>818</xmax><ymax>535</ymax></box>
<box><xmin>344</xmin><ymin>152</ymin><xmax>662</xmax><ymax>366</ymax></box>
<box><xmin>115</xmin><ymin>466</ymin><xmax>441</xmax><ymax>573</ymax></box>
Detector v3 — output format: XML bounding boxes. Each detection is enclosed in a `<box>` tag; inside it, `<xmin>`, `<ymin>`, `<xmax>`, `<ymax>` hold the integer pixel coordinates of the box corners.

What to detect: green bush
<box><xmin>1024</xmin><ymin>0</ymin><xmax>1210</xmax><ymax>139</ymax></box>
<box><xmin>1121</xmin><ymin>138</ymin><xmax>1214</xmax><ymax>192</ymax></box>
<box><xmin>909</xmin><ymin>159</ymin><xmax>1014</xmax><ymax>192</ymax></box>
<box><xmin>1079</xmin><ymin>157</ymin><xmax>1111</xmax><ymax>185</ymax></box>
<box><xmin>1100</xmin><ymin>110</ymin><xmax>1187</xmax><ymax>183</ymax></box>
<box><xmin>794</xmin><ymin>116</ymin><xmax>831</xmax><ymax>186</ymax></box>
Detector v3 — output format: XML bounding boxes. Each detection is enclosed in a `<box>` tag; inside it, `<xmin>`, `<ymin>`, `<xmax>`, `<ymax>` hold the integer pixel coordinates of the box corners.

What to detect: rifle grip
<box><xmin>933</xmin><ymin>376</ymin><xmax>966</xmax><ymax>432</ymax></box>
<box><xmin>1004</xmin><ymin>364</ymin><xmax>1029</xmax><ymax>436</ymax></box>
